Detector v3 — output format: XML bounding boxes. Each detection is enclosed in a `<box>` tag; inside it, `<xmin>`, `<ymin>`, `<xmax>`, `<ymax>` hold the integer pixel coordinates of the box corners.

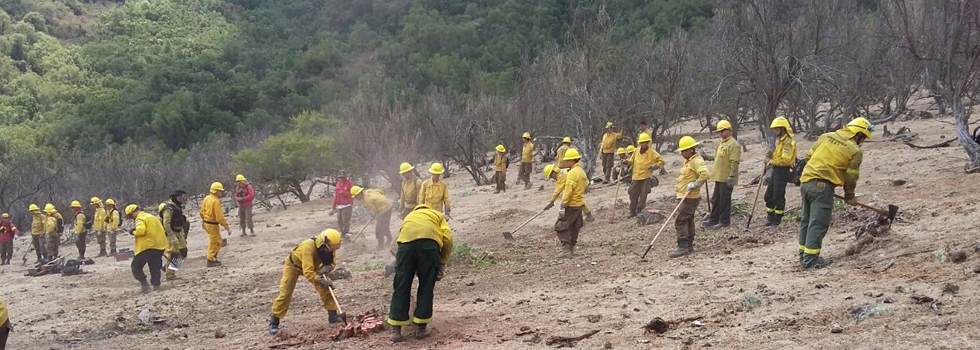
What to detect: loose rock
<box><xmin>214</xmin><ymin>330</ymin><xmax>226</xmax><ymax>339</ymax></box>
<box><xmin>830</xmin><ymin>323</ymin><xmax>843</xmax><ymax>333</ymax></box>
<box><xmin>643</xmin><ymin>317</ymin><xmax>670</xmax><ymax>334</ymax></box>
<box><xmin>941</xmin><ymin>282</ymin><xmax>959</xmax><ymax>296</ymax></box>
<box><xmin>950</xmin><ymin>250</ymin><xmax>968</xmax><ymax>264</ymax></box>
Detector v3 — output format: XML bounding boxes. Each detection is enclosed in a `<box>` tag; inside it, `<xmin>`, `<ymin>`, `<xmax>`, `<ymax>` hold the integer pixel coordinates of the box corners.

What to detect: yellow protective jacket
<box><xmin>710</xmin><ymin>137</ymin><xmax>741</xmax><ymax>183</ymax></box>
<box><xmin>550</xmin><ymin>169</ymin><xmax>569</xmax><ymax>203</ymax></box>
<box><xmin>288</xmin><ymin>239</ymin><xmax>337</xmax><ymax>284</ymax></box>
<box><xmin>44</xmin><ymin>216</ymin><xmax>58</xmax><ymax>235</ymax></box>
<box><xmin>555</xmin><ymin>145</ymin><xmax>570</xmax><ymax>164</ymax></box>
<box><xmin>771</xmin><ymin>133</ymin><xmax>797</xmax><ymax>167</ymax></box>
<box><xmin>629</xmin><ymin>148</ymin><xmax>665</xmax><ymax>181</ymax></box>
<box><xmin>521</xmin><ymin>142</ymin><xmax>535</xmax><ymax>163</ymax></box>
<box><xmin>93</xmin><ymin>207</ymin><xmax>106</xmax><ymax>231</ymax></box>
<box><xmin>200</xmin><ymin>194</ymin><xmax>229</xmax><ymax>228</ymax></box>
<box><xmin>133</xmin><ymin>211</ymin><xmax>168</xmax><ymax>255</ymax></box>
<box><xmin>561</xmin><ymin>164</ymin><xmax>588</xmax><ymax>207</ymax></box>
<box><xmin>600</xmin><ymin>132</ymin><xmax>623</xmax><ymax>154</ymax></box>
<box><xmin>676</xmin><ymin>154</ymin><xmax>710</xmax><ymax>199</ymax></box>
<box><xmin>0</xmin><ymin>296</ymin><xmax>7</xmax><ymax>326</ymax></box>
<box><xmin>105</xmin><ymin>208</ymin><xmax>121</xmax><ymax>231</ymax></box>
<box><xmin>494</xmin><ymin>153</ymin><xmax>507</xmax><ymax>172</ymax></box>
<box><xmin>31</xmin><ymin>213</ymin><xmax>45</xmax><ymax>235</ymax></box>
<box><xmin>418</xmin><ymin>179</ymin><xmax>451</xmax><ymax>212</ymax></box>
<box><xmin>363</xmin><ymin>189</ymin><xmax>393</xmax><ymax>214</ymax></box>
<box><xmin>398</xmin><ymin>208</ymin><xmax>454</xmax><ymax>265</ymax></box>
<box><xmin>74</xmin><ymin>212</ymin><xmax>87</xmax><ymax>235</ymax></box>
<box><xmin>400</xmin><ymin>177</ymin><xmax>422</xmax><ymax>210</ymax></box>
<box><xmin>800</xmin><ymin>129</ymin><xmax>863</xmax><ymax>197</ymax></box>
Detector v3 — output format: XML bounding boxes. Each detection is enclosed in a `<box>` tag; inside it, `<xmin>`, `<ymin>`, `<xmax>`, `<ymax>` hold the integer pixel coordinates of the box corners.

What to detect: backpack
<box><xmin>789</xmin><ymin>157</ymin><xmax>807</xmax><ymax>186</ymax></box>
<box><xmin>105</xmin><ymin>209</ymin><xmax>118</xmax><ymax>224</ymax></box>
<box><xmin>78</xmin><ymin>212</ymin><xmax>93</xmax><ymax>230</ymax></box>
<box><xmin>973</xmin><ymin>126</ymin><xmax>980</xmax><ymax>146</ymax></box>
<box><xmin>56</xmin><ymin>215</ymin><xmax>65</xmax><ymax>234</ymax></box>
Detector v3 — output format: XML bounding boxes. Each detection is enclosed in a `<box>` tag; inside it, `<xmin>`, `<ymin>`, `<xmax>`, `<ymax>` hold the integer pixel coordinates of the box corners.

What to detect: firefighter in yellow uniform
<box><xmin>126</xmin><ymin>205</ymin><xmax>169</xmax><ymax>293</ymax></box>
<box><xmin>492</xmin><ymin>145</ymin><xmax>508</xmax><ymax>193</ymax></box>
<box><xmin>543</xmin><ymin>164</ymin><xmax>593</xmax><ymax>222</ymax></box>
<box><xmin>268</xmin><ymin>229</ymin><xmax>344</xmax><ymax>335</ymax></box>
<box><xmin>519</xmin><ymin>133</ymin><xmax>535</xmax><ymax>189</ymax></box>
<box><xmin>91</xmin><ymin>197</ymin><xmax>108</xmax><ymax>257</ymax></box>
<box><xmin>798</xmin><ymin>117</ymin><xmax>870</xmax><ymax>269</ymax></box>
<box><xmin>0</xmin><ymin>296</ymin><xmax>10</xmax><ymax>348</ymax></box>
<box><xmin>551</xmin><ymin>148</ymin><xmax>588</xmax><ymax>258</ymax></box>
<box><xmin>29</xmin><ymin>204</ymin><xmax>46</xmax><ymax>262</ymax></box>
<box><xmin>398</xmin><ymin>163</ymin><xmax>422</xmax><ymax>218</ymax></box>
<box><xmin>200</xmin><ymin>182</ymin><xmax>232</xmax><ymax>267</ymax></box>
<box><xmin>418</xmin><ymin>163</ymin><xmax>451</xmax><ymax>215</ymax></box>
<box><xmin>599</xmin><ymin>122</ymin><xmax>623</xmax><ymax>183</ymax></box>
<box><xmin>160</xmin><ymin>190</ymin><xmax>189</xmax><ymax>280</ymax></box>
<box><xmin>104</xmin><ymin>199</ymin><xmax>121</xmax><ymax>255</ymax></box>
<box><xmin>627</xmin><ymin>133</ymin><xmax>666</xmax><ymax>217</ymax></box>
<box><xmin>555</xmin><ymin>137</ymin><xmax>572</xmax><ymax>167</ymax></box>
<box><xmin>703</xmin><ymin>120</ymin><xmax>741</xmax><ymax>229</ymax></box>
<box><xmin>352</xmin><ymin>186</ymin><xmax>394</xmax><ymax>250</ymax></box>
<box><xmin>71</xmin><ymin>200</ymin><xmax>88</xmax><ymax>259</ymax></box>
<box><xmin>764</xmin><ymin>117</ymin><xmax>797</xmax><ymax>226</ymax></box>
<box><xmin>671</xmin><ymin>136</ymin><xmax>711</xmax><ymax>258</ymax></box>
<box><xmin>43</xmin><ymin>204</ymin><xmax>60</xmax><ymax>259</ymax></box>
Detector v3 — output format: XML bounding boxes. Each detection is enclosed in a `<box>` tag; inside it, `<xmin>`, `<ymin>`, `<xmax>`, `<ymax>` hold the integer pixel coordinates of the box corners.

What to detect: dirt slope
<box><xmin>2</xmin><ymin>116</ymin><xmax>980</xmax><ymax>350</ymax></box>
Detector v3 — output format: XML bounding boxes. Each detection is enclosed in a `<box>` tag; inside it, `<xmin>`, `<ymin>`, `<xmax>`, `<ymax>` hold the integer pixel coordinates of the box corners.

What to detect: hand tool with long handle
<box><xmin>833</xmin><ymin>194</ymin><xmax>898</xmax><ymax>222</ymax></box>
<box><xmin>704</xmin><ymin>180</ymin><xmax>712</xmax><ymax>213</ymax></box>
<box><xmin>743</xmin><ymin>163</ymin><xmax>769</xmax><ymax>232</ymax></box>
<box><xmin>640</xmin><ymin>188</ymin><xmax>692</xmax><ymax>260</ymax></box>
<box><xmin>348</xmin><ymin>215</ymin><xmax>377</xmax><ymax>244</ymax></box>
<box><xmin>503</xmin><ymin>208</ymin><xmax>549</xmax><ymax>241</ymax></box>
<box><xmin>322</xmin><ymin>275</ymin><xmax>348</xmax><ymax>325</ymax></box>
<box><xmin>609</xmin><ymin>165</ymin><xmax>626</xmax><ymax>223</ymax></box>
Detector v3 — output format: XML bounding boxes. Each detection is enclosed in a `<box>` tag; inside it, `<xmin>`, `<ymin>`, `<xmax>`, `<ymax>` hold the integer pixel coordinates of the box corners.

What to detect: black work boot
<box><xmin>763</xmin><ymin>213</ymin><xmax>776</xmax><ymax>227</ymax></box>
<box><xmin>669</xmin><ymin>239</ymin><xmax>691</xmax><ymax>258</ymax></box>
<box><xmin>207</xmin><ymin>260</ymin><xmax>222</xmax><ymax>268</ymax></box>
<box><xmin>97</xmin><ymin>249</ymin><xmax>107</xmax><ymax>257</ymax></box>
<box><xmin>109</xmin><ymin>249</ymin><xmax>117</xmax><ymax>255</ymax></box>
<box><xmin>139</xmin><ymin>281</ymin><xmax>151</xmax><ymax>294</ymax></box>
<box><xmin>240</xmin><ymin>228</ymin><xmax>247</xmax><ymax>237</ymax></box>
<box><xmin>268</xmin><ymin>315</ymin><xmax>280</xmax><ymax>335</ymax></box>
<box><xmin>328</xmin><ymin>310</ymin><xmax>344</xmax><ymax>324</ymax></box>
<box><xmin>773</xmin><ymin>214</ymin><xmax>783</xmax><ymax>226</ymax></box>
<box><xmin>802</xmin><ymin>254</ymin><xmax>831</xmax><ymax>269</ymax></box>
<box><xmin>390</xmin><ymin>326</ymin><xmax>404</xmax><ymax>343</ymax></box>
<box><xmin>415</xmin><ymin>323</ymin><xmax>430</xmax><ymax>339</ymax></box>
<box><xmin>249</xmin><ymin>228</ymin><xmax>256</xmax><ymax>236</ymax></box>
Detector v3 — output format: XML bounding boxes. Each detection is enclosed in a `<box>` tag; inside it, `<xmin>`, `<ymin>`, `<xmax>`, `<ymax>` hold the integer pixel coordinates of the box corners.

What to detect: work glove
<box><xmin>686</xmin><ymin>181</ymin><xmax>702</xmax><ymax>192</ymax></box>
<box><xmin>436</xmin><ymin>264</ymin><xmax>445</xmax><ymax>282</ymax></box>
<box><xmin>766</xmin><ymin>150</ymin><xmax>774</xmax><ymax>159</ymax></box>
<box><xmin>317</xmin><ymin>265</ymin><xmax>332</xmax><ymax>276</ymax></box>
<box><xmin>558</xmin><ymin>205</ymin><xmax>567</xmax><ymax>219</ymax></box>
<box><xmin>727</xmin><ymin>176</ymin><xmax>736</xmax><ymax>188</ymax></box>
<box><xmin>844</xmin><ymin>194</ymin><xmax>858</xmax><ymax>206</ymax></box>
<box><xmin>317</xmin><ymin>275</ymin><xmax>334</xmax><ymax>289</ymax></box>
<box><xmin>445</xmin><ymin>208</ymin><xmax>451</xmax><ymax>217</ymax></box>
<box><xmin>650</xmin><ymin>165</ymin><xmax>660</xmax><ymax>173</ymax></box>
<box><xmin>329</xmin><ymin>209</ymin><xmax>337</xmax><ymax>216</ymax></box>
<box><xmin>179</xmin><ymin>248</ymin><xmax>188</xmax><ymax>258</ymax></box>
<box><xmin>544</xmin><ymin>202</ymin><xmax>554</xmax><ymax>211</ymax></box>
<box><xmin>224</xmin><ymin>227</ymin><xmax>232</xmax><ymax>236</ymax></box>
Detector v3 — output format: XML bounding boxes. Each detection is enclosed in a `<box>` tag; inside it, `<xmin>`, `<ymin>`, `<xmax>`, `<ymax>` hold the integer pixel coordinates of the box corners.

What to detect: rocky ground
<box><xmin>2</xmin><ymin>112</ymin><xmax>980</xmax><ymax>350</ymax></box>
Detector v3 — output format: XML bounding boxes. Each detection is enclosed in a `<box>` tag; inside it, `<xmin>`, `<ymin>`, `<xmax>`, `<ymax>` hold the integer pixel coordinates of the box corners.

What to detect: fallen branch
<box><xmin>545</xmin><ymin>329</ymin><xmax>600</xmax><ymax>347</ymax></box>
<box><xmin>269</xmin><ymin>341</ymin><xmax>305</xmax><ymax>349</ymax></box>
<box><xmin>902</xmin><ymin>139</ymin><xmax>955</xmax><ymax>149</ymax></box>
<box><xmin>669</xmin><ymin>315</ymin><xmax>705</xmax><ymax>324</ymax></box>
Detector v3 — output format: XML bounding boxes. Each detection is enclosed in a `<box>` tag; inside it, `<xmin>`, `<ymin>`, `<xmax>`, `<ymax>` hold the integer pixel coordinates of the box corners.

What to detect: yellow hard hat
<box><xmin>605</xmin><ymin>122</ymin><xmax>613</xmax><ymax>128</ymax></box>
<box><xmin>210</xmin><ymin>182</ymin><xmax>225</xmax><ymax>193</ymax></box>
<box><xmin>71</xmin><ymin>200</ymin><xmax>82</xmax><ymax>208</ymax></box>
<box><xmin>125</xmin><ymin>204</ymin><xmax>139</xmax><ymax>217</ymax></box>
<box><xmin>158</xmin><ymin>203</ymin><xmax>167</xmax><ymax>213</ymax></box>
<box><xmin>846</xmin><ymin>117</ymin><xmax>873</xmax><ymax>138</ymax></box>
<box><xmin>637</xmin><ymin>133</ymin><xmax>652</xmax><ymax>143</ymax></box>
<box><xmin>495</xmin><ymin>144</ymin><xmax>506</xmax><ymax>153</ymax></box>
<box><xmin>105</xmin><ymin>198</ymin><xmax>116</xmax><ymax>206</ymax></box>
<box><xmin>315</xmin><ymin>229</ymin><xmax>342</xmax><ymax>248</ymax></box>
<box><xmin>562</xmin><ymin>137</ymin><xmax>571</xmax><ymax>144</ymax></box>
<box><xmin>626</xmin><ymin>145</ymin><xmax>636</xmax><ymax>153</ymax></box>
<box><xmin>413</xmin><ymin>204</ymin><xmax>432</xmax><ymax>211</ymax></box>
<box><xmin>1</xmin><ymin>213</ymin><xmax>9</xmax><ymax>219</ymax></box>
<box><xmin>563</xmin><ymin>148</ymin><xmax>582</xmax><ymax>161</ymax></box>
<box><xmin>350</xmin><ymin>185</ymin><xmax>364</xmax><ymax>196</ymax></box>
<box><xmin>616</xmin><ymin>147</ymin><xmax>627</xmax><ymax>155</ymax></box>
<box><xmin>44</xmin><ymin>203</ymin><xmax>56</xmax><ymax>213</ymax></box>
<box><xmin>429</xmin><ymin>163</ymin><xmax>445</xmax><ymax>175</ymax></box>
<box><xmin>29</xmin><ymin>204</ymin><xmax>40</xmax><ymax>212</ymax></box>
<box><xmin>399</xmin><ymin>162</ymin><xmax>415</xmax><ymax>174</ymax></box>
<box><xmin>677</xmin><ymin>136</ymin><xmax>699</xmax><ymax>151</ymax></box>
<box><xmin>522</xmin><ymin>132</ymin><xmax>531</xmax><ymax>139</ymax></box>
<box><xmin>90</xmin><ymin>197</ymin><xmax>102</xmax><ymax>205</ymax></box>
<box><xmin>543</xmin><ymin>164</ymin><xmax>556</xmax><ymax>178</ymax></box>
<box><xmin>236</xmin><ymin>174</ymin><xmax>247</xmax><ymax>182</ymax></box>
<box><xmin>770</xmin><ymin>116</ymin><xmax>790</xmax><ymax>129</ymax></box>
<box><xmin>716</xmin><ymin>120</ymin><xmax>732</xmax><ymax>132</ymax></box>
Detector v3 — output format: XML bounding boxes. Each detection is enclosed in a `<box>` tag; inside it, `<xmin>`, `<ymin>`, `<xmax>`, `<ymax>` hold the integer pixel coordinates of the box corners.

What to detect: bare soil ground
<box><xmin>3</xmin><ymin>114</ymin><xmax>980</xmax><ymax>350</ymax></box>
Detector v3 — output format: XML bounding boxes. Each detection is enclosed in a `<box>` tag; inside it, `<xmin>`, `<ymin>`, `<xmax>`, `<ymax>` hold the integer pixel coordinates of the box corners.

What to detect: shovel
<box><xmin>640</xmin><ymin>188</ymin><xmax>692</xmax><ymax>260</ymax></box>
<box><xmin>503</xmin><ymin>208</ymin><xmax>549</xmax><ymax>241</ymax></box>
<box><xmin>834</xmin><ymin>195</ymin><xmax>899</xmax><ymax>222</ymax></box>
<box><xmin>348</xmin><ymin>216</ymin><xmax>377</xmax><ymax>244</ymax></box>
<box><xmin>323</xmin><ymin>275</ymin><xmax>348</xmax><ymax>325</ymax></box>
<box><xmin>743</xmin><ymin>163</ymin><xmax>769</xmax><ymax>232</ymax></box>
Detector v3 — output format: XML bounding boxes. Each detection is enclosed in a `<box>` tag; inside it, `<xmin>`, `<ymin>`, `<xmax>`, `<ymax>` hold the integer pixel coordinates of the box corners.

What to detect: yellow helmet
<box><xmin>543</xmin><ymin>164</ymin><xmax>556</xmax><ymax>178</ymax></box>
<box><xmin>125</xmin><ymin>204</ymin><xmax>139</xmax><ymax>217</ymax></box>
<box><xmin>770</xmin><ymin>116</ymin><xmax>791</xmax><ymax>129</ymax></box>
<box><xmin>626</xmin><ymin>145</ymin><xmax>636</xmax><ymax>153</ymax></box>
<box><xmin>399</xmin><ymin>162</ymin><xmax>415</xmax><ymax>174</ymax></box>
<box><xmin>616</xmin><ymin>147</ymin><xmax>627</xmax><ymax>155</ymax></box>
<box><xmin>29</xmin><ymin>204</ymin><xmax>40</xmax><ymax>212</ymax></box>
<box><xmin>71</xmin><ymin>200</ymin><xmax>82</xmax><ymax>208</ymax></box>
<box><xmin>210</xmin><ymin>182</ymin><xmax>225</xmax><ymax>193</ymax></box>
<box><xmin>236</xmin><ymin>174</ymin><xmax>247</xmax><ymax>182</ymax></box>
<box><xmin>350</xmin><ymin>185</ymin><xmax>364</xmax><ymax>196</ymax></box>
<box><xmin>522</xmin><ymin>132</ymin><xmax>531</xmax><ymax>139</ymax></box>
<box><xmin>413</xmin><ymin>204</ymin><xmax>432</xmax><ymax>211</ymax></box>
<box><xmin>1</xmin><ymin>213</ymin><xmax>9</xmax><ymax>219</ymax></box>
<box><xmin>158</xmin><ymin>203</ymin><xmax>167</xmax><ymax>213</ymax></box>
<box><xmin>562</xmin><ymin>136</ymin><xmax>571</xmax><ymax>144</ymax></box>
<box><xmin>495</xmin><ymin>144</ymin><xmax>506</xmax><ymax>153</ymax></box>
<box><xmin>429</xmin><ymin>162</ymin><xmax>445</xmax><ymax>175</ymax></box>
<box><xmin>845</xmin><ymin>117</ymin><xmax>873</xmax><ymax>138</ymax></box>
<box><xmin>315</xmin><ymin>229</ymin><xmax>342</xmax><ymax>248</ymax></box>
<box><xmin>563</xmin><ymin>148</ymin><xmax>582</xmax><ymax>161</ymax></box>
<box><xmin>105</xmin><ymin>198</ymin><xmax>116</xmax><ymax>206</ymax></box>
<box><xmin>637</xmin><ymin>133</ymin><xmax>652</xmax><ymax>143</ymax></box>
<box><xmin>677</xmin><ymin>136</ymin><xmax>699</xmax><ymax>151</ymax></box>
<box><xmin>716</xmin><ymin>120</ymin><xmax>732</xmax><ymax>132</ymax></box>
<box><xmin>90</xmin><ymin>197</ymin><xmax>102</xmax><ymax>205</ymax></box>
<box><xmin>605</xmin><ymin>122</ymin><xmax>613</xmax><ymax>128</ymax></box>
<box><xmin>44</xmin><ymin>203</ymin><xmax>56</xmax><ymax>214</ymax></box>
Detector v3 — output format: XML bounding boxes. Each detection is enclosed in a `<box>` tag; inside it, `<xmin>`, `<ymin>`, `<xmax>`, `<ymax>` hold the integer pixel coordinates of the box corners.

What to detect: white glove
<box><xmin>686</xmin><ymin>181</ymin><xmax>701</xmax><ymax>192</ymax></box>
<box><xmin>558</xmin><ymin>206</ymin><xmax>566</xmax><ymax>219</ymax></box>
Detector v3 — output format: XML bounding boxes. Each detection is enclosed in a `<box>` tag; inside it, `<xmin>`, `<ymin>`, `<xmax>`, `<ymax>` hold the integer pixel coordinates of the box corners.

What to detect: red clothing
<box><xmin>332</xmin><ymin>178</ymin><xmax>354</xmax><ymax>209</ymax></box>
<box><xmin>234</xmin><ymin>183</ymin><xmax>255</xmax><ymax>207</ymax></box>
<box><xmin>0</xmin><ymin>222</ymin><xmax>17</xmax><ymax>242</ymax></box>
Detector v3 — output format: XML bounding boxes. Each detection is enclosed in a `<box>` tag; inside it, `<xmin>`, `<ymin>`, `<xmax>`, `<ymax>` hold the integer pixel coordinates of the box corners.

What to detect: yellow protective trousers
<box><xmin>270</xmin><ymin>258</ymin><xmax>338</xmax><ymax>319</ymax></box>
<box><xmin>204</xmin><ymin>223</ymin><xmax>222</xmax><ymax>261</ymax></box>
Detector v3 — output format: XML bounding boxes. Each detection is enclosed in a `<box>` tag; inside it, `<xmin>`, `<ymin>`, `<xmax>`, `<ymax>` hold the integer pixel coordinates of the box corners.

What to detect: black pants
<box><xmin>0</xmin><ymin>241</ymin><xmax>11</xmax><ymax>263</ymax></box>
<box><xmin>389</xmin><ymin>240</ymin><xmax>440</xmax><ymax>326</ymax></box>
<box><xmin>32</xmin><ymin>235</ymin><xmax>45</xmax><ymax>260</ymax></box>
<box><xmin>132</xmin><ymin>249</ymin><xmax>164</xmax><ymax>287</ymax></box>
<box><xmin>707</xmin><ymin>182</ymin><xmax>733</xmax><ymax>225</ymax></box>
<box><xmin>76</xmin><ymin>232</ymin><xmax>87</xmax><ymax>258</ymax></box>
<box><xmin>0</xmin><ymin>319</ymin><xmax>9</xmax><ymax>350</ymax></box>
<box><xmin>764</xmin><ymin>166</ymin><xmax>791</xmax><ymax>216</ymax></box>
